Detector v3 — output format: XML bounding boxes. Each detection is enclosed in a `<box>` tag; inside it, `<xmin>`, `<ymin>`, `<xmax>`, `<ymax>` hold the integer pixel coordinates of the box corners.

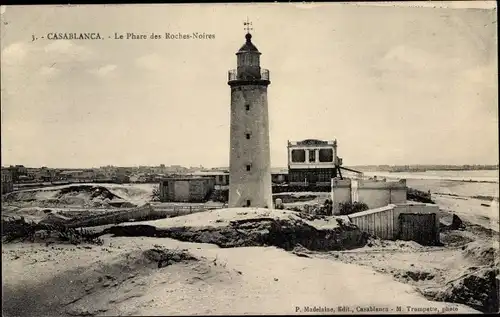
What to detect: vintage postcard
<box><xmin>1</xmin><ymin>2</ymin><xmax>498</xmax><ymax>315</ymax></box>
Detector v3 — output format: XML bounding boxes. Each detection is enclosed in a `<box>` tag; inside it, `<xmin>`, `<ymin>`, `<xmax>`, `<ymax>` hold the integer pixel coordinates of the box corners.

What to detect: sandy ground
<box><xmin>2</xmin><ymin>236</ymin><xmax>477</xmax><ymax>316</ymax></box>
<box><xmin>406</xmin><ymin>178</ymin><xmax>498</xmax><ymax>200</ymax></box>
<box><xmin>89</xmin><ymin>207</ymin><xmax>341</xmax><ymax>231</ymax></box>
<box><xmin>403</xmin><ymin>178</ymin><xmax>499</xmax><ymax>232</ymax></box>
<box><xmin>1</xmin><ymin>183</ymin><xmax>226</xmax><ymax>224</ymax></box>
<box><xmin>2</xmin><ymin>183</ymin><xmax>155</xmax><ymax>210</ymax></box>
<box><xmin>433</xmin><ymin>195</ymin><xmax>498</xmax><ymax>232</ymax></box>
<box><xmin>278</xmin><ymin>192</ymin><xmax>331</xmax><ymax>209</ymax></box>
<box><xmin>310</xmin><ymin>234</ymin><xmax>497</xmax><ymax>298</ymax></box>
<box><xmin>2</xmin><ymin>179</ymin><xmax>498</xmax><ymax>315</ymax></box>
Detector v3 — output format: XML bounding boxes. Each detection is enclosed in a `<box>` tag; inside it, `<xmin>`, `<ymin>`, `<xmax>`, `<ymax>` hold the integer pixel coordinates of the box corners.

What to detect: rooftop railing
<box><xmin>228</xmin><ymin>68</ymin><xmax>270</xmax><ymax>82</ymax></box>
<box><xmin>261</xmin><ymin>68</ymin><xmax>270</xmax><ymax>81</ymax></box>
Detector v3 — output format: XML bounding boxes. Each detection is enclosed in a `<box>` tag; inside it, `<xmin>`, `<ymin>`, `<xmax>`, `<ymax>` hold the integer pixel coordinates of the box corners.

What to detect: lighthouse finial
<box><xmin>243</xmin><ymin>17</ymin><xmax>253</xmax><ymax>35</ymax></box>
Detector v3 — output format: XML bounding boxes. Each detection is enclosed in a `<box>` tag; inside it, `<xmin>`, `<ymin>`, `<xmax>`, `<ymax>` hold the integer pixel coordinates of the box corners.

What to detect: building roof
<box><xmin>60</xmin><ymin>170</ymin><xmax>85</xmax><ymax>175</ymax></box>
<box><xmin>237</xmin><ymin>33</ymin><xmax>260</xmax><ymax>53</ymax></box>
<box><xmin>191</xmin><ymin>171</ymin><xmax>229</xmax><ymax>176</ymax></box>
<box><xmin>271</xmin><ymin>167</ymin><xmax>288</xmax><ymax>174</ymax></box>
<box><xmin>288</xmin><ymin>139</ymin><xmax>337</xmax><ymax>147</ymax></box>
<box><xmin>161</xmin><ymin>176</ymin><xmax>214</xmax><ymax>181</ymax></box>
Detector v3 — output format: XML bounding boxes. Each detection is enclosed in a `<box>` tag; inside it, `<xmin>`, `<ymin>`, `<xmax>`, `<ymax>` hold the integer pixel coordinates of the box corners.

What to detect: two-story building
<box><xmin>287</xmin><ymin>139</ymin><xmax>342</xmax><ymax>187</ymax></box>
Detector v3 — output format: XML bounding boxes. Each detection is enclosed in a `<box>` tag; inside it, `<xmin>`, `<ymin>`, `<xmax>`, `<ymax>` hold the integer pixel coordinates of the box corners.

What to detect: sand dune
<box><xmin>2</xmin><ymin>236</ymin><xmax>478</xmax><ymax>316</ymax></box>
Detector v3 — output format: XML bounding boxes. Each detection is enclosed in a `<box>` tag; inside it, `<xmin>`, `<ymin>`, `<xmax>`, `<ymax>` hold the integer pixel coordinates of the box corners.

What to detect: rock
<box><xmin>405</xmin><ymin>270</ymin><xmax>434</xmax><ymax>282</ymax></box>
<box><xmin>462</xmin><ymin>242</ymin><xmax>497</xmax><ymax>266</ymax></box>
<box><xmin>433</xmin><ymin>266</ymin><xmax>499</xmax><ymax>313</ymax></box>
<box><xmin>407</xmin><ymin>188</ymin><xmax>434</xmax><ymax>203</ymax></box>
<box><xmin>92</xmin><ymin>215</ymin><xmax>368</xmax><ymax>253</ymax></box>
<box><xmin>144</xmin><ymin>248</ymin><xmax>197</xmax><ymax>268</ymax></box>
<box><xmin>450</xmin><ymin>214</ymin><xmax>465</xmax><ymax>230</ymax></box>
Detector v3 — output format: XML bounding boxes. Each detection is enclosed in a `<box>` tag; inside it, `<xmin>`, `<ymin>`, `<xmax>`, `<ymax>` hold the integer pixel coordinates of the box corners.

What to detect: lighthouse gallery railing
<box><xmin>228</xmin><ymin>69</ymin><xmax>270</xmax><ymax>81</ymax></box>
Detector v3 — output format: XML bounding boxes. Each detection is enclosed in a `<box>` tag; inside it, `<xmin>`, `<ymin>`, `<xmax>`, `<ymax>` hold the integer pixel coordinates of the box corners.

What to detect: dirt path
<box><xmin>304</xmin><ymin>230</ymin><xmax>498</xmax><ymax>313</ymax></box>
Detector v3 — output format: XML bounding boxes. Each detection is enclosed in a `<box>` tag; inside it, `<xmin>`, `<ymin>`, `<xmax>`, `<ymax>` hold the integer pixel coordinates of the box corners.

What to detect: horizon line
<box><xmin>2</xmin><ymin>163</ymin><xmax>499</xmax><ymax>170</ymax></box>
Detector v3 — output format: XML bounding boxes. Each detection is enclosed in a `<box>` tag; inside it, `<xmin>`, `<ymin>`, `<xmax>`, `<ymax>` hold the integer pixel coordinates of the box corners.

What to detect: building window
<box><xmin>319</xmin><ymin>149</ymin><xmax>334</xmax><ymax>162</ymax></box>
<box><xmin>245</xmin><ymin>133</ymin><xmax>251</xmax><ymax>139</ymax></box>
<box><xmin>318</xmin><ymin>170</ymin><xmax>330</xmax><ymax>182</ymax></box>
<box><xmin>245</xmin><ymin>104</ymin><xmax>250</xmax><ymax>111</ymax></box>
<box><xmin>246</xmin><ymin>165</ymin><xmax>251</xmax><ymax>171</ymax></box>
<box><xmin>291</xmin><ymin>149</ymin><xmax>306</xmax><ymax>163</ymax></box>
<box><xmin>309</xmin><ymin>150</ymin><xmax>316</xmax><ymax>162</ymax></box>
<box><xmin>246</xmin><ymin>200</ymin><xmax>251</xmax><ymax>207</ymax></box>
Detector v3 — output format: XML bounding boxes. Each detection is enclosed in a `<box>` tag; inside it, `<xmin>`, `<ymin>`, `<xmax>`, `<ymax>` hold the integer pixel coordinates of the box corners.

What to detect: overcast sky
<box><xmin>1</xmin><ymin>2</ymin><xmax>498</xmax><ymax>168</ymax></box>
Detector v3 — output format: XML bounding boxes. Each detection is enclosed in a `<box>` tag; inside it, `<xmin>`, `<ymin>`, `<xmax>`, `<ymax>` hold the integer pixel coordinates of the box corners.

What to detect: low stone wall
<box><xmin>41</xmin><ymin>204</ymin><xmax>220</xmax><ymax>229</ymax></box>
<box><xmin>64</xmin><ymin>204</ymin><xmax>155</xmax><ymax>228</ymax></box>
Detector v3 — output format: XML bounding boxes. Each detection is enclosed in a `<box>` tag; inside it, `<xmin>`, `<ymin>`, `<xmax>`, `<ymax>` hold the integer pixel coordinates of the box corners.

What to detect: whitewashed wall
<box><xmin>331</xmin><ymin>178</ymin><xmax>352</xmax><ymax>215</ymax></box>
<box><xmin>229</xmin><ymin>85</ymin><xmax>272</xmax><ymax>208</ymax></box>
<box><xmin>351</xmin><ymin>179</ymin><xmax>407</xmax><ymax>209</ymax></box>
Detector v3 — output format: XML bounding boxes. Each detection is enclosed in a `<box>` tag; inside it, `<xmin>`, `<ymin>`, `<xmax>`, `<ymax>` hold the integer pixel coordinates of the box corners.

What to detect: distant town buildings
<box><xmin>2</xmin><ymin>159</ymin><xmax>495</xmax><ymax>197</ymax></box>
<box><xmin>0</xmin><ymin>164</ymin><xmax>210</xmax><ymax>188</ymax></box>
<box><xmin>349</xmin><ymin>164</ymin><xmax>499</xmax><ymax>173</ymax></box>
<box><xmin>1</xmin><ymin>168</ymin><xmax>14</xmax><ymax>194</ymax></box>
<box><xmin>6</xmin><ymin>165</ymin><xmax>27</xmax><ymax>182</ymax></box>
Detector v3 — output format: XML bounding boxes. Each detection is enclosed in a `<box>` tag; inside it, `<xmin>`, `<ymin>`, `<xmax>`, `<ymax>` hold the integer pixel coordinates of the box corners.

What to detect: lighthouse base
<box><xmin>228</xmin><ymin>178</ymin><xmax>273</xmax><ymax>209</ymax></box>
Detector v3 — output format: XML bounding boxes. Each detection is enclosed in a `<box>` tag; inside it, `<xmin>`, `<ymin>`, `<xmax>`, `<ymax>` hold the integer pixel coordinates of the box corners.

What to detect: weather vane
<box><xmin>243</xmin><ymin>17</ymin><xmax>253</xmax><ymax>34</ymax></box>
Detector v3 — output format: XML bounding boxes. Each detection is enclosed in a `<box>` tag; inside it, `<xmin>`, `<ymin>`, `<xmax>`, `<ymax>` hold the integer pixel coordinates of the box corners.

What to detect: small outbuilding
<box><xmin>159</xmin><ymin>177</ymin><xmax>215</xmax><ymax>202</ymax></box>
<box><xmin>190</xmin><ymin>171</ymin><xmax>229</xmax><ymax>187</ymax></box>
<box><xmin>348</xmin><ymin>203</ymin><xmax>441</xmax><ymax>245</ymax></box>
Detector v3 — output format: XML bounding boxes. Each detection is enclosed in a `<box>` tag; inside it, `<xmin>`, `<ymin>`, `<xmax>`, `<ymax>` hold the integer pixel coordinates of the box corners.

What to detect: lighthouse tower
<box><xmin>227</xmin><ymin>26</ymin><xmax>272</xmax><ymax>208</ymax></box>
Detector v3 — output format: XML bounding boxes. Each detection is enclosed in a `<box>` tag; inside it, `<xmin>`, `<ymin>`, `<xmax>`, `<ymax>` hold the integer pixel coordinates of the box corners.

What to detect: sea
<box><xmin>362</xmin><ymin>169</ymin><xmax>499</xmax><ymax>183</ymax></box>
